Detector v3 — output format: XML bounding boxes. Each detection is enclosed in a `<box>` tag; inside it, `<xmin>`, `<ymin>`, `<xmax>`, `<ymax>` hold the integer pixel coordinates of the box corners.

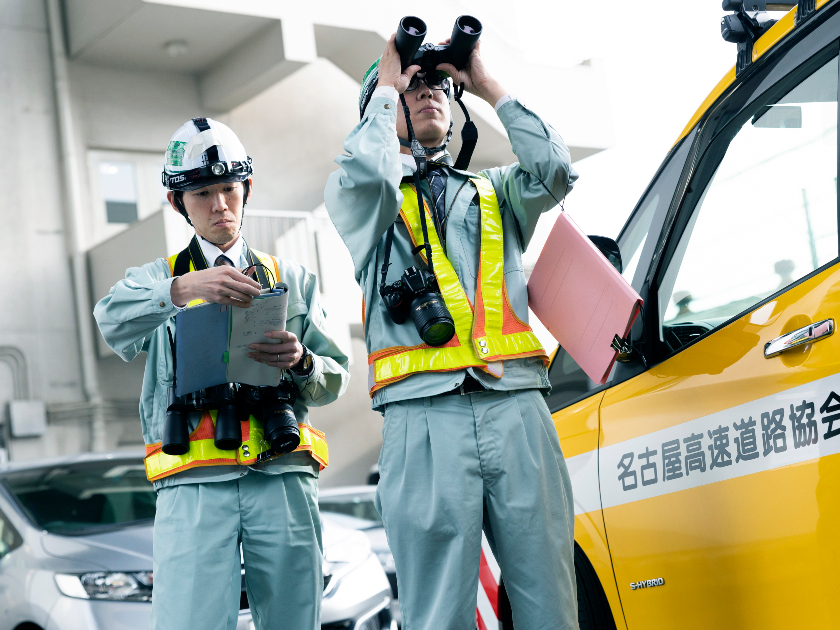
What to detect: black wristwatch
<box><xmin>291</xmin><ymin>344</ymin><xmax>314</xmax><ymax>376</ymax></box>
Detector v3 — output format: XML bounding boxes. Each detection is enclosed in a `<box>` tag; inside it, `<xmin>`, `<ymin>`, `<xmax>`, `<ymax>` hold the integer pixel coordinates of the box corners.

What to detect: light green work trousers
<box><xmin>375</xmin><ymin>388</ymin><xmax>577</xmax><ymax>630</ymax></box>
<box><xmin>150</xmin><ymin>471</ymin><xmax>322</xmax><ymax>630</ymax></box>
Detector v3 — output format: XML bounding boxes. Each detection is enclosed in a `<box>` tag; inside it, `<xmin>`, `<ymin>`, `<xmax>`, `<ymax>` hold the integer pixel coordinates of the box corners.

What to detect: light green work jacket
<box><xmin>324</xmin><ymin>96</ymin><xmax>577</xmax><ymax>411</ymax></box>
<box><xmin>94</xmin><ymin>252</ymin><xmax>350</xmax><ymax>489</ymax></box>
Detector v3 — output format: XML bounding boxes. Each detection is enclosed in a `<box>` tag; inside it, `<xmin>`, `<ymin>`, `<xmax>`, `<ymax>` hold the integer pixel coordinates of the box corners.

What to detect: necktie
<box><xmin>427</xmin><ymin>167</ymin><xmax>448</xmax><ymax>232</ymax></box>
<box><xmin>421</xmin><ymin>152</ymin><xmax>453</xmax><ymax>247</ymax></box>
<box><xmin>214</xmin><ymin>254</ymin><xmax>234</xmax><ymax>267</ymax></box>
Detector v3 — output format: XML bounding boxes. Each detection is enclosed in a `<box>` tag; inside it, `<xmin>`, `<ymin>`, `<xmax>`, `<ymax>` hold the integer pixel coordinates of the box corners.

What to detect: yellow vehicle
<box><xmin>543</xmin><ymin>1</ymin><xmax>840</xmax><ymax>628</ymax></box>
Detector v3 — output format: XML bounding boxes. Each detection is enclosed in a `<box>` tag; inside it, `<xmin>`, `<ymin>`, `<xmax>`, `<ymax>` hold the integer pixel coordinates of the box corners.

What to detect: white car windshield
<box><xmin>1</xmin><ymin>459</ymin><xmax>155</xmax><ymax>534</ymax></box>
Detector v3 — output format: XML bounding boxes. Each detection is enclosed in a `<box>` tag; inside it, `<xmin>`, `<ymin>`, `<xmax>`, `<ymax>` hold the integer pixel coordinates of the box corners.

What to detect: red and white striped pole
<box><xmin>476</xmin><ymin>533</ymin><xmax>501</xmax><ymax>630</ymax></box>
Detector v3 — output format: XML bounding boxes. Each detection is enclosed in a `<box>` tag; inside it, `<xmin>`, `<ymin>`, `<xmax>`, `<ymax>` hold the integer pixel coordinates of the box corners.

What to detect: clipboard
<box><xmin>174</xmin><ymin>284</ymin><xmax>289</xmax><ymax>396</ymax></box>
<box><xmin>527</xmin><ymin>213</ymin><xmax>643</xmax><ymax>385</ymax></box>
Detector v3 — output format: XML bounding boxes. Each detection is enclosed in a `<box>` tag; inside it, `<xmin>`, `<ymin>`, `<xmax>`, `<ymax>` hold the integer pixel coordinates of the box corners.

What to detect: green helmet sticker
<box><xmin>165</xmin><ymin>141</ymin><xmax>187</xmax><ymax>167</ymax></box>
<box><xmin>358</xmin><ymin>58</ymin><xmax>381</xmax><ymax>119</ymax></box>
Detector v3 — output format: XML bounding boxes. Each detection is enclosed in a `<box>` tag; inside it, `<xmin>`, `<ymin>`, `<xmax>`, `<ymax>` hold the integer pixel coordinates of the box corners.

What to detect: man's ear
<box><xmin>166</xmin><ymin>190</ymin><xmax>180</xmax><ymax>213</ymax></box>
<box><xmin>244</xmin><ymin>178</ymin><xmax>253</xmax><ymax>203</ymax></box>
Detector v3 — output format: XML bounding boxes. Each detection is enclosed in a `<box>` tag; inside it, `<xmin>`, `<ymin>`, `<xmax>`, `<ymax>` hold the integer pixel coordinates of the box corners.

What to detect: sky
<box><xmin>468</xmin><ymin>0</ymin><xmax>740</xmax><ymax>251</ymax></box>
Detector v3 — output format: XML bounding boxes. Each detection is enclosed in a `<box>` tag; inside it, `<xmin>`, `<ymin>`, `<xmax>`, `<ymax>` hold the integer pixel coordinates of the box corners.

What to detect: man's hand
<box><xmin>248</xmin><ymin>331</ymin><xmax>303</xmax><ymax>370</ymax></box>
<box><xmin>436</xmin><ymin>40</ymin><xmax>507</xmax><ymax>106</ymax></box>
<box><xmin>377</xmin><ymin>33</ymin><xmax>421</xmax><ymax>94</ymax></box>
<box><xmin>170</xmin><ymin>266</ymin><xmax>261</xmax><ymax>308</ymax></box>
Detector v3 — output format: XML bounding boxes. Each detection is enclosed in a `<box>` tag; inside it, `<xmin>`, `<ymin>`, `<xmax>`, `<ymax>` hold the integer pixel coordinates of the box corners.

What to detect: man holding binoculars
<box><xmin>95</xmin><ymin>118</ymin><xmax>349</xmax><ymax>630</ymax></box>
<box><xmin>325</xmin><ymin>15</ymin><xmax>578</xmax><ymax>630</ymax></box>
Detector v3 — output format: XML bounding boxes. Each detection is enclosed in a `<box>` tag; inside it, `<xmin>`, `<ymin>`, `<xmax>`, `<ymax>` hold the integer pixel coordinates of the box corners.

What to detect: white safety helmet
<box><xmin>162</xmin><ymin>117</ymin><xmax>253</xmax><ymax>192</ymax></box>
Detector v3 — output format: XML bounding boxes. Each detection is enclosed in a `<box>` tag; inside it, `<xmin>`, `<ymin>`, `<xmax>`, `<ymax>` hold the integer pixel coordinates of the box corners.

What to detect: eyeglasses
<box><xmin>405</xmin><ymin>72</ymin><xmax>450</xmax><ymax>92</ymax></box>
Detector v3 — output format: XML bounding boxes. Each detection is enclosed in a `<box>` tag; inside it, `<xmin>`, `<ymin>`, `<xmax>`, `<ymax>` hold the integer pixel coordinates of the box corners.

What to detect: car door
<box><xmin>598</xmin><ymin>40</ymin><xmax>840</xmax><ymax>630</ymax></box>
<box><xmin>545</xmin><ymin>129</ymin><xmax>697</xmax><ymax>630</ymax></box>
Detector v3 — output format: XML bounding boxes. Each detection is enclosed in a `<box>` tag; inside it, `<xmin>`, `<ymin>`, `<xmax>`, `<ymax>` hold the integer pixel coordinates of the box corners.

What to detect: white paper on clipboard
<box><xmin>227</xmin><ymin>290</ymin><xmax>289</xmax><ymax>386</ymax></box>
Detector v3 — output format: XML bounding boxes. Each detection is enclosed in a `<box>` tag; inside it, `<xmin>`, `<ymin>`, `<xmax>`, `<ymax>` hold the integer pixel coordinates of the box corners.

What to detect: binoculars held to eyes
<box><xmin>396</xmin><ymin>15</ymin><xmax>482</xmax><ymax>81</ymax></box>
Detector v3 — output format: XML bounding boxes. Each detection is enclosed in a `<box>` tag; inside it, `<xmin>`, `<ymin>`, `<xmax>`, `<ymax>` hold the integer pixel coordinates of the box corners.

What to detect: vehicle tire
<box><xmin>576</xmin><ymin>543</ymin><xmax>617</xmax><ymax>630</ymax></box>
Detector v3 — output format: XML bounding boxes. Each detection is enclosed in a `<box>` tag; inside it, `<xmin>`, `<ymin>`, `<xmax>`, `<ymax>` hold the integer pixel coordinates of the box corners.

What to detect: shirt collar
<box><xmin>197</xmin><ymin>233</ymin><xmax>246</xmax><ymax>267</ymax></box>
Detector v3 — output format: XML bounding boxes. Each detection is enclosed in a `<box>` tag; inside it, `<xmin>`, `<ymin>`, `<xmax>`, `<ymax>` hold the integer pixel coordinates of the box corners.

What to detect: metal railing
<box><xmin>240</xmin><ymin>209</ymin><xmax>321</xmax><ymax>281</ymax></box>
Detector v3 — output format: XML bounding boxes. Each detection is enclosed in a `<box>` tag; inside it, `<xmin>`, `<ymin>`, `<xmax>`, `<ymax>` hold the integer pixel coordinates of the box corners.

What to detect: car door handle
<box><xmin>764</xmin><ymin>318</ymin><xmax>834</xmax><ymax>358</ymax></box>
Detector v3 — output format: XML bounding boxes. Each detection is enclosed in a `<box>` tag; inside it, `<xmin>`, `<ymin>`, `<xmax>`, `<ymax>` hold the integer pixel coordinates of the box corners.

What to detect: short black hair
<box><xmin>173</xmin><ymin>179</ymin><xmax>251</xmax><ymax>226</ymax></box>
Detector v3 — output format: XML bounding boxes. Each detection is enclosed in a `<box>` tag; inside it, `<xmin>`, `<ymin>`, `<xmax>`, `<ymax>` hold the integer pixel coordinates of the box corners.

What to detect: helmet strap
<box><xmin>172</xmin><ymin>191</ymin><xmax>193</xmax><ymax>227</ymax></box>
<box><xmin>396</xmin><ymin>82</ymin><xmax>477</xmax><ymax>170</ymax></box>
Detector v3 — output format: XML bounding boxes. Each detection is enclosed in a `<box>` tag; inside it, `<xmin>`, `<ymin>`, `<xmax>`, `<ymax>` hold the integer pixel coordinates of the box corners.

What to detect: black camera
<box><xmin>381</xmin><ymin>266</ymin><xmax>455</xmax><ymax>346</ymax></box>
<box><xmin>259</xmin><ymin>381</ymin><xmax>301</xmax><ymax>455</ymax></box>
<box><xmin>396</xmin><ymin>15</ymin><xmax>482</xmax><ymax>81</ymax></box>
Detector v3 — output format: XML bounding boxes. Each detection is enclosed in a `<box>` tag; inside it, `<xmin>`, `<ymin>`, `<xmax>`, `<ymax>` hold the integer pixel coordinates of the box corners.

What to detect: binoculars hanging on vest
<box><xmin>395</xmin><ymin>15</ymin><xmax>482</xmax><ymax>79</ymax></box>
<box><xmin>162</xmin><ymin>381</ymin><xmax>301</xmax><ymax>457</ymax></box>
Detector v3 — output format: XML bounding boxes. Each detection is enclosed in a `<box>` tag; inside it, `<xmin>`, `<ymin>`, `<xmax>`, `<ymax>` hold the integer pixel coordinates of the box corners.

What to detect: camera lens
<box><xmin>410</xmin><ymin>293</ymin><xmax>455</xmax><ymax>346</ymax></box>
<box><xmin>261</xmin><ymin>386</ymin><xmax>301</xmax><ymax>455</ymax></box>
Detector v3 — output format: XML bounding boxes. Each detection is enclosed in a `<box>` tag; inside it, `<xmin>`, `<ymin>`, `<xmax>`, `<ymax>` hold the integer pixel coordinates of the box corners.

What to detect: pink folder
<box><xmin>527</xmin><ymin>212</ymin><xmax>643</xmax><ymax>385</ymax></box>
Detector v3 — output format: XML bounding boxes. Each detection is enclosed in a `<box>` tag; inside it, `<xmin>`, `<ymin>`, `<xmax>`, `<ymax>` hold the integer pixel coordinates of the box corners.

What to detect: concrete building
<box><xmin>0</xmin><ymin>0</ymin><xmax>612</xmax><ymax>486</ymax></box>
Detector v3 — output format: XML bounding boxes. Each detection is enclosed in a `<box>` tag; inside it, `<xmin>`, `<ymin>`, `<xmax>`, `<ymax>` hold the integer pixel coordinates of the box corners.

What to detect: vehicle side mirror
<box><xmin>588</xmin><ymin>235</ymin><xmax>622</xmax><ymax>274</ymax></box>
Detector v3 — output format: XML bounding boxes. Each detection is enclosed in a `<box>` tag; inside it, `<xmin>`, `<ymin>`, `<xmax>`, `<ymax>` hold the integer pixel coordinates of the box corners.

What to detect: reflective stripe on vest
<box><xmin>368</xmin><ymin>176</ymin><xmax>547</xmax><ymax>395</ymax></box>
<box><xmin>144</xmin><ymin>247</ymin><xmax>328</xmax><ymax>481</ymax></box>
<box><xmin>143</xmin><ymin>410</ymin><xmax>329</xmax><ymax>482</ymax></box>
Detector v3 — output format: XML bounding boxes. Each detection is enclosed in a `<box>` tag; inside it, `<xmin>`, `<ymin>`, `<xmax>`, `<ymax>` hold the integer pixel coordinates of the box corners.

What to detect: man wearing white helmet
<box><xmin>95</xmin><ymin>117</ymin><xmax>349</xmax><ymax>630</ymax></box>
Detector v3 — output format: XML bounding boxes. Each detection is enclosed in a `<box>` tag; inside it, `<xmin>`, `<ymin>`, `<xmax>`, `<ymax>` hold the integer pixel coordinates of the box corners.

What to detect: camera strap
<box><xmin>172</xmin><ymin>235</ymin><xmax>271</xmax><ymax>288</ymax></box>
<box><xmin>452</xmin><ymin>83</ymin><xmax>478</xmax><ymax>171</ymax></box>
<box><xmin>402</xmin><ymin>94</ymin><xmax>436</xmax><ymax>276</ymax></box>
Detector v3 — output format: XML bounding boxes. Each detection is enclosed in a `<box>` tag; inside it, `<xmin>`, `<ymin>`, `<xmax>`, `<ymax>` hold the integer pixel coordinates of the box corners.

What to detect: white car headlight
<box><xmin>55</xmin><ymin>572</ymin><xmax>153</xmax><ymax>602</ymax></box>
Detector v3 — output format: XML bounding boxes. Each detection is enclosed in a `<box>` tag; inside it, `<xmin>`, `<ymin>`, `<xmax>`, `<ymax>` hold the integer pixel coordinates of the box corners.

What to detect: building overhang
<box><xmin>62</xmin><ymin>0</ymin><xmax>612</xmax><ymax>164</ymax></box>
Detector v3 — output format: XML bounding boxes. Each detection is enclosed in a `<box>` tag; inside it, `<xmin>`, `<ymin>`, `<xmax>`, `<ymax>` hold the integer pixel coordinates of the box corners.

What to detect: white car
<box><xmin>0</xmin><ymin>453</ymin><xmax>394</xmax><ymax>630</ymax></box>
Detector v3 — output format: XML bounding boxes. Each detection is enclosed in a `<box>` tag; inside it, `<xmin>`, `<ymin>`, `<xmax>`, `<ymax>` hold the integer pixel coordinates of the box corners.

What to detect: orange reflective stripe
<box><xmin>369</xmin><ymin>185</ymin><xmax>491</xmax><ymax>391</ymax></box>
<box><xmin>144</xmin><ymin>414</ymin><xmax>330</xmax><ymax>481</ymax></box>
<box><xmin>368</xmin><ymin>178</ymin><xmax>546</xmax><ymax>394</ymax></box>
<box><xmin>296</xmin><ymin>425</ymin><xmax>329</xmax><ymax>470</ymax></box>
<box><xmin>470</xmin><ymin>176</ymin><xmax>504</xmax><ymax>347</ymax></box>
<box><xmin>469</xmin><ymin>176</ymin><xmax>546</xmax><ymax>363</ymax></box>
<box><xmin>398</xmin><ymin>185</ymin><xmax>476</xmax><ymax>334</ymax></box>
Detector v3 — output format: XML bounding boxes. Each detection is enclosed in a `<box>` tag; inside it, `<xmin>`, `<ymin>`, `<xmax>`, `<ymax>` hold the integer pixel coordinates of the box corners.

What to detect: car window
<box><xmin>0</xmin><ymin>509</ymin><xmax>22</xmax><ymax>558</ymax></box>
<box><xmin>319</xmin><ymin>493</ymin><xmax>381</xmax><ymax>526</ymax></box>
<box><xmin>658</xmin><ymin>55</ymin><xmax>838</xmax><ymax>350</ymax></box>
<box><xmin>545</xmin><ymin>134</ymin><xmax>696</xmax><ymax>413</ymax></box>
<box><xmin>1</xmin><ymin>460</ymin><xmax>156</xmax><ymax>534</ymax></box>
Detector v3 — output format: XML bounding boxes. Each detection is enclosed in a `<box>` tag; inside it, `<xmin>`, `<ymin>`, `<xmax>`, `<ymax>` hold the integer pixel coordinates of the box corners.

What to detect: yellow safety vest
<box><xmin>368</xmin><ymin>176</ymin><xmax>548</xmax><ymax>395</ymax></box>
<box><xmin>142</xmin><ymin>248</ymin><xmax>329</xmax><ymax>482</ymax></box>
